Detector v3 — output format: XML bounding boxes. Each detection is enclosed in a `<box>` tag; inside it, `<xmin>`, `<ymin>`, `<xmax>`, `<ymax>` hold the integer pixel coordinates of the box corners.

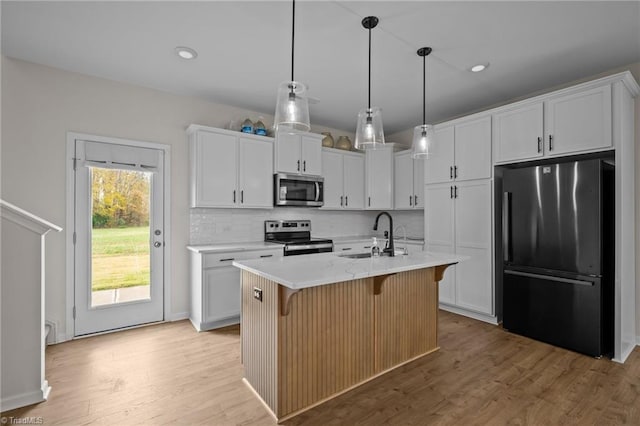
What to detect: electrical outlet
<box><xmin>253</xmin><ymin>287</ymin><xmax>263</xmax><ymax>302</ymax></box>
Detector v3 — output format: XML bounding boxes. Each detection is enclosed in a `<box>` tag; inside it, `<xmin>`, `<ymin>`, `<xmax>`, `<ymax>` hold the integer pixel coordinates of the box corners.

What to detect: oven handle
<box><xmin>315</xmin><ymin>182</ymin><xmax>320</xmax><ymax>202</ymax></box>
<box><xmin>285</xmin><ymin>243</ymin><xmax>334</xmax><ymax>252</ymax></box>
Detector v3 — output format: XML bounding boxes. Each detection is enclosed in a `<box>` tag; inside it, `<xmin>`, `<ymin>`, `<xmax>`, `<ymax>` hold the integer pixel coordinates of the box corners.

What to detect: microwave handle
<box><xmin>315</xmin><ymin>182</ymin><xmax>320</xmax><ymax>202</ymax></box>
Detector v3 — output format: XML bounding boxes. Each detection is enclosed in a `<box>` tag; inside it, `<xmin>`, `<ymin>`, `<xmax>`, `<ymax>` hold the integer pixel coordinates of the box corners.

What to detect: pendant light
<box><xmin>411</xmin><ymin>47</ymin><xmax>436</xmax><ymax>159</ymax></box>
<box><xmin>354</xmin><ymin>16</ymin><xmax>385</xmax><ymax>150</ymax></box>
<box><xmin>274</xmin><ymin>0</ymin><xmax>310</xmax><ymax>132</ymax></box>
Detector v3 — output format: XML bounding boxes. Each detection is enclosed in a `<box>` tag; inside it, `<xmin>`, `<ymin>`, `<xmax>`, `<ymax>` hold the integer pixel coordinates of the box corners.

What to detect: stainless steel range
<box><xmin>264</xmin><ymin>220</ymin><xmax>333</xmax><ymax>256</ymax></box>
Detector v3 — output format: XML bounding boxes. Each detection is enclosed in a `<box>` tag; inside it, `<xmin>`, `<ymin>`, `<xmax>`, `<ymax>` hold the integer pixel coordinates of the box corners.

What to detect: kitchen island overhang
<box><xmin>233</xmin><ymin>251</ymin><xmax>463</xmax><ymax>423</ymax></box>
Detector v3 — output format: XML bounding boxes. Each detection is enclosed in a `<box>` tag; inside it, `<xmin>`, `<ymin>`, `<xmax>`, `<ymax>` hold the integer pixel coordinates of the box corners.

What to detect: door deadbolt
<box><xmin>154</xmin><ymin>229</ymin><xmax>162</xmax><ymax>236</ymax></box>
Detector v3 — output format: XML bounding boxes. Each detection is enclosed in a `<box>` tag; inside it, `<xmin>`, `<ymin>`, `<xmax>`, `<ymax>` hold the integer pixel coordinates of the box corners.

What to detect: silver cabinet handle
<box><xmin>345</xmin><ymin>195</ymin><xmax>348</xmax><ymax>206</ymax></box>
<box><xmin>454</xmin><ymin>186</ymin><xmax>458</xmax><ymax>198</ymax></box>
<box><xmin>368</xmin><ymin>197</ymin><xmax>371</xmax><ymax>207</ymax></box>
<box><xmin>297</xmin><ymin>159</ymin><xmax>300</xmax><ymax>171</ymax></box>
<box><xmin>233</xmin><ymin>190</ymin><xmax>236</xmax><ymax>203</ymax></box>
<box><xmin>450</xmin><ymin>186</ymin><xmax>453</xmax><ymax>199</ymax></box>
<box><xmin>341</xmin><ymin>247</ymin><xmax>352</xmax><ymax>251</ymax></box>
<box><xmin>259</xmin><ymin>254</ymin><xmax>273</xmax><ymax>258</ymax></box>
<box><xmin>241</xmin><ymin>190</ymin><xmax>244</xmax><ymax>204</ymax></box>
<box><xmin>454</xmin><ymin>165</ymin><xmax>458</xmax><ymax>179</ymax></box>
<box><xmin>414</xmin><ymin>195</ymin><xmax>418</xmax><ymax>205</ymax></box>
<box><xmin>549</xmin><ymin>135</ymin><xmax>554</xmax><ymax>151</ymax></box>
<box><xmin>220</xmin><ymin>258</ymin><xmax>235</xmax><ymax>262</ymax></box>
<box><xmin>537</xmin><ymin>137</ymin><xmax>542</xmax><ymax>153</ymax></box>
<box><xmin>303</xmin><ymin>160</ymin><xmax>306</xmax><ymax>172</ymax></box>
<box><xmin>409</xmin><ymin>195</ymin><xmax>413</xmax><ymax>206</ymax></box>
<box><xmin>503</xmin><ymin>192</ymin><xmax>511</xmax><ymax>262</ymax></box>
<box><xmin>340</xmin><ymin>195</ymin><xmax>343</xmax><ymax>206</ymax></box>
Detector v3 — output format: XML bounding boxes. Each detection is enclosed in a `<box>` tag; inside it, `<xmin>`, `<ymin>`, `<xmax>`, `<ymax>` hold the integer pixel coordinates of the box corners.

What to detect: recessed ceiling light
<box><xmin>470</xmin><ymin>63</ymin><xmax>489</xmax><ymax>73</ymax></box>
<box><xmin>175</xmin><ymin>46</ymin><xmax>197</xmax><ymax>60</ymax></box>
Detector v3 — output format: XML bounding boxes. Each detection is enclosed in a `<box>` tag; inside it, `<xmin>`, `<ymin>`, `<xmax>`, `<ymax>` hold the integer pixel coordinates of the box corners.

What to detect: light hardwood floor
<box><xmin>2</xmin><ymin>311</ymin><xmax>639</xmax><ymax>425</ymax></box>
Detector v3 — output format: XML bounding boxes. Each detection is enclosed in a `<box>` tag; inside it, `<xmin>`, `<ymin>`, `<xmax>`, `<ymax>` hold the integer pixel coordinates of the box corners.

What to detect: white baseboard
<box><xmin>167</xmin><ymin>311</ymin><xmax>189</xmax><ymax>322</ymax></box>
<box><xmin>439</xmin><ymin>304</ymin><xmax>499</xmax><ymax>325</ymax></box>
<box><xmin>0</xmin><ymin>385</ymin><xmax>47</xmax><ymax>412</ymax></box>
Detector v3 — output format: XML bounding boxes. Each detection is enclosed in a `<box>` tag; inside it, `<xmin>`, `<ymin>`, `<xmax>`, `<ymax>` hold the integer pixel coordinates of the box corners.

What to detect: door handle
<box><xmin>549</xmin><ymin>135</ymin><xmax>554</xmax><ymax>151</ymax></box>
<box><xmin>153</xmin><ymin>241</ymin><xmax>162</xmax><ymax>248</ymax></box>
<box><xmin>503</xmin><ymin>192</ymin><xmax>511</xmax><ymax>262</ymax></box>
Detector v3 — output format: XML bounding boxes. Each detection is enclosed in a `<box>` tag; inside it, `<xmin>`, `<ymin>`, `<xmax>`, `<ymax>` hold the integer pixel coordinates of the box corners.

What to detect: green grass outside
<box><xmin>92</xmin><ymin>226</ymin><xmax>150</xmax><ymax>291</ymax></box>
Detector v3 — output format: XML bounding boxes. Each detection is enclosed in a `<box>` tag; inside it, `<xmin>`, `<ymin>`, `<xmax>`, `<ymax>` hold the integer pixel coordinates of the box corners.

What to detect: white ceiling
<box><xmin>2</xmin><ymin>1</ymin><xmax>639</xmax><ymax>134</ymax></box>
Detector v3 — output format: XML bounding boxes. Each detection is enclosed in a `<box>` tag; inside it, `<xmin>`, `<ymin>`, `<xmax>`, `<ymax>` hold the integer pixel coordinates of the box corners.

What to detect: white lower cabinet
<box><xmin>425</xmin><ymin>179</ymin><xmax>494</xmax><ymax>321</ymax></box>
<box><xmin>189</xmin><ymin>247</ymin><xmax>282</xmax><ymax>331</ymax></box>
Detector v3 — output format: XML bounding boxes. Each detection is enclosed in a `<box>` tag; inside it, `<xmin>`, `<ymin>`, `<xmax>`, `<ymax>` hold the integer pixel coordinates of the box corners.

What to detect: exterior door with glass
<box><xmin>73</xmin><ymin>139</ymin><xmax>164</xmax><ymax>336</ymax></box>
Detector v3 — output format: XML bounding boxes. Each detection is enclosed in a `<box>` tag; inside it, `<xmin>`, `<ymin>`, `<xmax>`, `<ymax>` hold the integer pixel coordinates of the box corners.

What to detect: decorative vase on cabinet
<box><xmin>321</xmin><ymin>132</ymin><xmax>335</xmax><ymax>148</ymax></box>
<box><xmin>336</xmin><ymin>136</ymin><xmax>352</xmax><ymax>151</ymax></box>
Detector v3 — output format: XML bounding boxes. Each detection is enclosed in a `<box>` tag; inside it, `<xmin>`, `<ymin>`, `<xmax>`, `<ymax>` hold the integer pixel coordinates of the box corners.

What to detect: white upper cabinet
<box><xmin>493</xmin><ymin>83</ymin><xmax>613</xmax><ymax>164</ymax></box>
<box><xmin>274</xmin><ymin>132</ymin><xmax>323</xmax><ymax>176</ymax></box>
<box><xmin>394</xmin><ymin>150</ymin><xmax>424</xmax><ymax>210</ymax></box>
<box><xmin>544</xmin><ymin>84</ymin><xmax>612</xmax><ymax>156</ymax></box>
<box><xmin>365</xmin><ymin>146</ymin><xmax>394</xmax><ymax>209</ymax></box>
<box><xmin>425</xmin><ymin>126</ymin><xmax>454</xmax><ymax>184</ymax></box>
<box><xmin>425</xmin><ymin>115</ymin><xmax>491</xmax><ymax>185</ymax></box>
<box><xmin>321</xmin><ymin>148</ymin><xmax>365</xmax><ymax>210</ymax></box>
<box><xmin>188</xmin><ymin>125</ymin><xmax>273</xmax><ymax>209</ymax></box>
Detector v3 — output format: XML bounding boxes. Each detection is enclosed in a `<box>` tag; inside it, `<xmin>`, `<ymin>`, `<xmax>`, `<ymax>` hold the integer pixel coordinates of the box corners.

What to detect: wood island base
<box><xmin>240</xmin><ymin>265</ymin><xmax>452</xmax><ymax>422</ymax></box>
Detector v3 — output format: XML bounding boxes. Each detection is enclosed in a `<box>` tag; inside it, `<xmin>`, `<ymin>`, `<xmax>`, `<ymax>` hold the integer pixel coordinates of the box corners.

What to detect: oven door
<box><xmin>284</xmin><ymin>243</ymin><xmax>333</xmax><ymax>256</ymax></box>
<box><xmin>274</xmin><ymin>173</ymin><xmax>324</xmax><ymax>207</ymax></box>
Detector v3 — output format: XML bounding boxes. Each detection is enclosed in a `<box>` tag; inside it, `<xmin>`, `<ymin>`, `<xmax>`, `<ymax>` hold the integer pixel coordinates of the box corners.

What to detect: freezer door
<box><xmin>503</xmin><ymin>268</ymin><xmax>604</xmax><ymax>357</ymax></box>
<box><xmin>503</xmin><ymin>159</ymin><xmax>601</xmax><ymax>275</ymax></box>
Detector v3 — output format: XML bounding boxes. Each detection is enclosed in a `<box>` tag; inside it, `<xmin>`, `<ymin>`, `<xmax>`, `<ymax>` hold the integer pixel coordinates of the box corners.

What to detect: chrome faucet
<box><xmin>373</xmin><ymin>212</ymin><xmax>394</xmax><ymax>256</ymax></box>
<box><xmin>394</xmin><ymin>225</ymin><xmax>409</xmax><ymax>255</ymax></box>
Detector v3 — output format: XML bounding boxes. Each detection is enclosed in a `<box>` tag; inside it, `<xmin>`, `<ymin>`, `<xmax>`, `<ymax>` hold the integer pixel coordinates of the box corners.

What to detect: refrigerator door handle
<box><xmin>504</xmin><ymin>270</ymin><xmax>595</xmax><ymax>286</ymax></box>
<box><xmin>503</xmin><ymin>192</ymin><xmax>511</xmax><ymax>262</ymax></box>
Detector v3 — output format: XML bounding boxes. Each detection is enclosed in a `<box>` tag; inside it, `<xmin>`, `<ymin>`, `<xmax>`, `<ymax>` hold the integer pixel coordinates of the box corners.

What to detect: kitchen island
<box><xmin>233</xmin><ymin>251</ymin><xmax>462</xmax><ymax>422</ymax></box>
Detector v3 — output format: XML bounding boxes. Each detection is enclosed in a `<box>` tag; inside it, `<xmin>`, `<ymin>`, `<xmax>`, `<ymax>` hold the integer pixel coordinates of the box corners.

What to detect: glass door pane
<box><xmin>90</xmin><ymin>167</ymin><xmax>151</xmax><ymax>307</ymax></box>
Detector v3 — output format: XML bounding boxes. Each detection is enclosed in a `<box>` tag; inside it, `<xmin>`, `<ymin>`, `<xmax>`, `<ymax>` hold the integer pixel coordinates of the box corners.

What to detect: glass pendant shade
<box><xmin>355</xmin><ymin>107</ymin><xmax>385</xmax><ymax>150</ymax></box>
<box><xmin>411</xmin><ymin>124</ymin><xmax>435</xmax><ymax>159</ymax></box>
<box><xmin>274</xmin><ymin>81</ymin><xmax>310</xmax><ymax>132</ymax></box>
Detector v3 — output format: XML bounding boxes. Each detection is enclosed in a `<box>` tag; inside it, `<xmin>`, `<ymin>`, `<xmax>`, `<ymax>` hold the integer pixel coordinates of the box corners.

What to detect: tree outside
<box><xmin>91</xmin><ymin>168</ymin><xmax>151</xmax><ymax>293</ymax></box>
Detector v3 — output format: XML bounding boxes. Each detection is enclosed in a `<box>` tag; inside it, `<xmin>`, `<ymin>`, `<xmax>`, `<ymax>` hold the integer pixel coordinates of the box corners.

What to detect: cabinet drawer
<box><xmin>203</xmin><ymin>248</ymin><xmax>282</xmax><ymax>268</ymax></box>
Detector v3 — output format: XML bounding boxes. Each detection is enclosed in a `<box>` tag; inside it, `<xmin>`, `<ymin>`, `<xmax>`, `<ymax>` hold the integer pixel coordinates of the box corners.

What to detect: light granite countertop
<box><xmin>233</xmin><ymin>250</ymin><xmax>463</xmax><ymax>289</ymax></box>
<box><xmin>326</xmin><ymin>235</ymin><xmax>425</xmax><ymax>244</ymax></box>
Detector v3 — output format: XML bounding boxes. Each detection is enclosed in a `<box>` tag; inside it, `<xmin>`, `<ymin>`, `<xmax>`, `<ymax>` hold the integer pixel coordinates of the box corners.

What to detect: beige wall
<box><xmin>0</xmin><ymin>57</ymin><xmax>353</xmax><ymax>339</ymax></box>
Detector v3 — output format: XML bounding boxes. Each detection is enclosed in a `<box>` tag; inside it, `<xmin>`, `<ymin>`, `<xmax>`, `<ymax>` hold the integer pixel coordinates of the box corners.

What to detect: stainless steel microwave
<box><xmin>274</xmin><ymin>173</ymin><xmax>324</xmax><ymax>207</ymax></box>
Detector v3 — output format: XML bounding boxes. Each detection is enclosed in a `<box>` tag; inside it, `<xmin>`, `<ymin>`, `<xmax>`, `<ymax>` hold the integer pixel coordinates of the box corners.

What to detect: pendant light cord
<box><xmin>291</xmin><ymin>0</ymin><xmax>296</xmax><ymax>82</ymax></box>
<box><xmin>368</xmin><ymin>26</ymin><xmax>371</xmax><ymax>110</ymax></box>
<box><xmin>422</xmin><ymin>54</ymin><xmax>426</xmax><ymax>125</ymax></box>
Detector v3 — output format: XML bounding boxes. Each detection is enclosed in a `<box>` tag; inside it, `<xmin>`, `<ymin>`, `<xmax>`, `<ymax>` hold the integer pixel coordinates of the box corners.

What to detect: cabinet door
<box><xmin>203</xmin><ymin>266</ymin><xmax>241</xmax><ymax>324</ymax></box>
<box><xmin>394</xmin><ymin>151</ymin><xmax>414</xmax><ymax>209</ymax></box>
<box><xmin>193</xmin><ymin>131</ymin><xmax>237</xmax><ymax>207</ymax></box>
<box><xmin>424</xmin><ymin>183</ymin><xmax>454</xmax><ymax>247</ymax></box>
<box><xmin>321</xmin><ymin>150</ymin><xmax>344</xmax><ymax>209</ymax></box>
<box><xmin>365</xmin><ymin>148</ymin><xmax>394</xmax><ymax>209</ymax></box>
<box><xmin>413</xmin><ymin>159</ymin><xmax>424</xmax><ymax>209</ymax></box>
<box><xmin>425</xmin><ymin>126</ymin><xmax>454</xmax><ymax>184</ymax></box>
<box><xmin>544</xmin><ymin>84</ymin><xmax>612</xmax><ymax>156</ymax></box>
<box><xmin>428</xmin><ymin>243</ymin><xmax>456</xmax><ymax>305</ymax></box>
<box><xmin>238</xmin><ymin>137</ymin><xmax>273</xmax><ymax>208</ymax></box>
<box><xmin>301</xmin><ymin>135</ymin><xmax>323</xmax><ymax>175</ymax></box>
<box><xmin>454</xmin><ymin>116</ymin><xmax>492</xmax><ymax>181</ymax></box>
<box><xmin>275</xmin><ymin>132</ymin><xmax>302</xmax><ymax>174</ymax></box>
<box><xmin>454</xmin><ymin>181</ymin><xmax>493</xmax><ymax>315</ymax></box>
<box><xmin>493</xmin><ymin>102</ymin><xmax>544</xmax><ymax>163</ymax></box>
<box><xmin>343</xmin><ymin>154</ymin><xmax>365</xmax><ymax>209</ymax></box>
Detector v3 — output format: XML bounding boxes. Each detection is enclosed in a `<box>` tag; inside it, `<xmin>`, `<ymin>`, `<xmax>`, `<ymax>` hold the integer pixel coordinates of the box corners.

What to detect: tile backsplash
<box><xmin>189</xmin><ymin>208</ymin><xmax>424</xmax><ymax>245</ymax></box>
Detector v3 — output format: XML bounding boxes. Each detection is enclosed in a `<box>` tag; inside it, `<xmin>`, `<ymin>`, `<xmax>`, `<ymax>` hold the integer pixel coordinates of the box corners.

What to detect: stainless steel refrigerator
<box><xmin>502</xmin><ymin>157</ymin><xmax>614</xmax><ymax>357</ymax></box>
